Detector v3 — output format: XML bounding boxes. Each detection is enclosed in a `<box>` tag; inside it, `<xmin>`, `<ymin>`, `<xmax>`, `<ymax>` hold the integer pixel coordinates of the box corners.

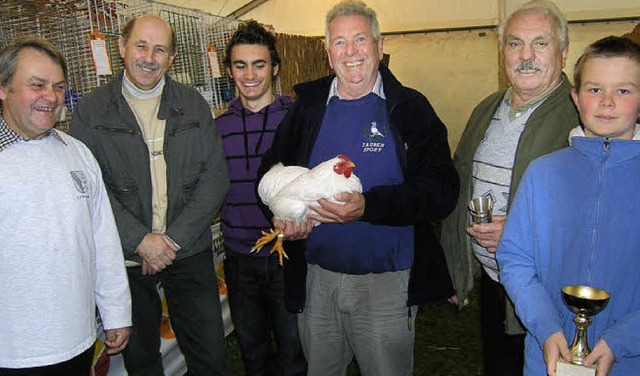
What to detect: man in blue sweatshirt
<box><xmin>256</xmin><ymin>1</ymin><xmax>458</xmax><ymax>374</ymax></box>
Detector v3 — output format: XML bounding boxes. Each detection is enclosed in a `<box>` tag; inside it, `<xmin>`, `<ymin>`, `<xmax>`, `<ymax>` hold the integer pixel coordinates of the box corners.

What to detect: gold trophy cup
<box><xmin>557</xmin><ymin>285</ymin><xmax>610</xmax><ymax>376</ymax></box>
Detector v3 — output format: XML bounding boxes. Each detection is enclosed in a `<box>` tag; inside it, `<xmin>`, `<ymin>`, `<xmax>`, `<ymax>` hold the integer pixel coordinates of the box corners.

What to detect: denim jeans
<box><xmin>224</xmin><ymin>251</ymin><xmax>306</xmax><ymax>376</ymax></box>
<box><xmin>122</xmin><ymin>250</ymin><xmax>231</xmax><ymax>376</ymax></box>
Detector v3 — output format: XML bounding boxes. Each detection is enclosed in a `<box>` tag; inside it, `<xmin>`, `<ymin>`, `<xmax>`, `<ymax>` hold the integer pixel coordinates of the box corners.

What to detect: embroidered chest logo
<box><xmin>70</xmin><ymin>171</ymin><xmax>89</xmax><ymax>197</ymax></box>
<box><xmin>361</xmin><ymin>121</ymin><xmax>387</xmax><ymax>153</ymax></box>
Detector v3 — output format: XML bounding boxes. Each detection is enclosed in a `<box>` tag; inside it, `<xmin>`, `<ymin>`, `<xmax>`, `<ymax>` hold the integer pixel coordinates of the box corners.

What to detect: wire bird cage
<box><xmin>0</xmin><ymin>0</ymin><xmax>242</xmax><ymax>130</ymax></box>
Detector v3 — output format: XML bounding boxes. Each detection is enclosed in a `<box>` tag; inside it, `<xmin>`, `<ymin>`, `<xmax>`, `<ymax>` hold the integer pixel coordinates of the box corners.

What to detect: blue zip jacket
<box><xmin>498</xmin><ymin>136</ymin><xmax>640</xmax><ymax>375</ymax></box>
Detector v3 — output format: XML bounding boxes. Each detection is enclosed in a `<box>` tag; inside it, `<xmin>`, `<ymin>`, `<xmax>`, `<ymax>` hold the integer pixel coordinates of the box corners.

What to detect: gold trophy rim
<box><xmin>560</xmin><ymin>285</ymin><xmax>610</xmax><ymax>368</ymax></box>
<box><xmin>561</xmin><ymin>285</ymin><xmax>610</xmax><ymax>315</ymax></box>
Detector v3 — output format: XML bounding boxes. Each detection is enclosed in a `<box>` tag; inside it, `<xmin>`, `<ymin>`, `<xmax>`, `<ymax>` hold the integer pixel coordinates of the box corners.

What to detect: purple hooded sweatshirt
<box><xmin>216</xmin><ymin>94</ymin><xmax>294</xmax><ymax>255</ymax></box>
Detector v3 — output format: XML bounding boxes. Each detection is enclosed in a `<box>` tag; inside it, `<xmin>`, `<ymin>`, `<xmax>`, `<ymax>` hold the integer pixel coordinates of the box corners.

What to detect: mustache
<box><xmin>513</xmin><ymin>60</ymin><xmax>541</xmax><ymax>72</ymax></box>
<box><xmin>135</xmin><ymin>60</ymin><xmax>160</xmax><ymax>71</ymax></box>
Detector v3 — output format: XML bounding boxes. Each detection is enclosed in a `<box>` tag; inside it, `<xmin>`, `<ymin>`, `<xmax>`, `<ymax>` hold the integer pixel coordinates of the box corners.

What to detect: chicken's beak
<box><xmin>348</xmin><ymin>162</ymin><xmax>355</xmax><ymax>168</ymax></box>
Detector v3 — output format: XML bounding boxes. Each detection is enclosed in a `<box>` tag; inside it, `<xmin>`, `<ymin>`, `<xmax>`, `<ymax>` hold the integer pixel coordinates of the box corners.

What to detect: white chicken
<box><xmin>252</xmin><ymin>155</ymin><xmax>363</xmax><ymax>264</ymax></box>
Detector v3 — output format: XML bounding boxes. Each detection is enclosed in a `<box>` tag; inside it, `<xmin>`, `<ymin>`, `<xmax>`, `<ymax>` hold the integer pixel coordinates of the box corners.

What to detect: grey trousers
<box><xmin>298</xmin><ymin>264</ymin><xmax>416</xmax><ymax>376</ymax></box>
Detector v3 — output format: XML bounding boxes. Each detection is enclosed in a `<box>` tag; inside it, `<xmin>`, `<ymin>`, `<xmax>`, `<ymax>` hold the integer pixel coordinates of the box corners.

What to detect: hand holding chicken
<box><xmin>308</xmin><ymin>191</ymin><xmax>366</xmax><ymax>224</ymax></box>
<box><xmin>253</xmin><ymin>155</ymin><xmax>363</xmax><ymax>264</ymax></box>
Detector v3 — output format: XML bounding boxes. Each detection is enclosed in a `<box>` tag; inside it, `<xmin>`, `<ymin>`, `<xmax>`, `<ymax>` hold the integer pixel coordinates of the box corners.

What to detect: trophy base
<box><xmin>556</xmin><ymin>358</ymin><xmax>595</xmax><ymax>376</ymax></box>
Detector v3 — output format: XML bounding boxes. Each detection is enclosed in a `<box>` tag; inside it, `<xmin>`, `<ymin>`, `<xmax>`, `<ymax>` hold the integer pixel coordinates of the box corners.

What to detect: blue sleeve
<box><xmin>497</xmin><ymin>169</ymin><xmax>564</xmax><ymax>348</ymax></box>
<box><xmin>601</xmin><ymin>310</ymin><xmax>640</xmax><ymax>359</ymax></box>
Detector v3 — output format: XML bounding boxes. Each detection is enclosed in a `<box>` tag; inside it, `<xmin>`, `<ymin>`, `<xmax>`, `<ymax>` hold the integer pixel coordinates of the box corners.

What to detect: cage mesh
<box><xmin>0</xmin><ymin>0</ymin><xmax>247</xmax><ymax>130</ymax></box>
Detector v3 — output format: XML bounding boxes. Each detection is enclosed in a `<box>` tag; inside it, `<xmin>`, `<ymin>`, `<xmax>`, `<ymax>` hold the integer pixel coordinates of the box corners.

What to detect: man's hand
<box><xmin>308</xmin><ymin>191</ymin><xmax>365</xmax><ymax>224</ymax></box>
<box><xmin>105</xmin><ymin>327</ymin><xmax>131</xmax><ymax>355</ymax></box>
<box><xmin>273</xmin><ymin>217</ymin><xmax>313</xmax><ymax>241</ymax></box>
<box><xmin>544</xmin><ymin>331</ymin><xmax>572</xmax><ymax>376</ymax></box>
<box><xmin>136</xmin><ymin>233</ymin><xmax>178</xmax><ymax>275</ymax></box>
<box><xmin>583</xmin><ymin>339</ymin><xmax>615</xmax><ymax>376</ymax></box>
<box><xmin>466</xmin><ymin>215</ymin><xmax>506</xmax><ymax>253</ymax></box>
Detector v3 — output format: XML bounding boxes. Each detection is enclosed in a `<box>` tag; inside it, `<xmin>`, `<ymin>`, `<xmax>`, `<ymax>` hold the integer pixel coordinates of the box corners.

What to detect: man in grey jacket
<box><xmin>70</xmin><ymin>15</ymin><xmax>231</xmax><ymax>375</ymax></box>
<box><xmin>440</xmin><ymin>1</ymin><xmax>579</xmax><ymax>375</ymax></box>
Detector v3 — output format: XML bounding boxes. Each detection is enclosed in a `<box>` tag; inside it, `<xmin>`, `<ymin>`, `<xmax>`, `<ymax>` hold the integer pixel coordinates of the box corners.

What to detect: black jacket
<box><xmin>257</xmin><ymin>64</ymin><xmax>459</xmax><ymax>312</ymax></box>
<box><xmin>70</xmin><ymin>75</ymin><xmax>229</xmax><ymax>262</ymax></box>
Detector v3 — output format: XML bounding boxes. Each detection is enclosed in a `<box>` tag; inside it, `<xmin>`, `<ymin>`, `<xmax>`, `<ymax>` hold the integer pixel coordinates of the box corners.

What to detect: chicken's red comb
<box><xmin>337</xmin><ymin>154</ymin><xmax>351</xmax><ymax>162</ymax></box>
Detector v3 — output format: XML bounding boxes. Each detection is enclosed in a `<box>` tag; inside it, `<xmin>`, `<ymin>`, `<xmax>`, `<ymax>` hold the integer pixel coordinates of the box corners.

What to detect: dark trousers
<box><xmin>481</xmin><ymin>271</ymin><xmax>525</xmax><ymax>376</ymax></box>
<box><xmin>0</xmin><ymin>345</ymin><xmax>94</xmax><ymax>376</ymax></box>
<box><xmin>122</xmin><ymin>250</ymin><xmax>231</xmax><ymax>376</ymax></box>
<box><xmin>224</xmin><ymin>251</ymin><xmax>306</xmax><ymax>376</ymax></box>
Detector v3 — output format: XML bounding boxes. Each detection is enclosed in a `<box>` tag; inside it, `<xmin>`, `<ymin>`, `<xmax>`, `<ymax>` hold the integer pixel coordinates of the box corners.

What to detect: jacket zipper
<box><xmin>168</xmin><ymin>123</ymin><xmax>199</xmax><ymax>137</ymax></box>
<box><xmin>93</xmin><ymin>125</ymin><xmax>138</xmax><ymax>136</ymax></box>
<box><xmin>587</xmin><ymin>139</ymin><xmax>610</xmax><ymax>281</ymax></box>
<box><xmin>388</xmin><ymin>101</ymin><xmax>408</xmax><ymax>170</ymax></box>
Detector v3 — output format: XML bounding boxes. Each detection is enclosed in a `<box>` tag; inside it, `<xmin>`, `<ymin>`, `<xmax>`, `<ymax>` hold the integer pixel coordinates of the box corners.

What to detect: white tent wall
<box><xmin>161</xmin><ymin>0</ymin><xmax>639</xmax><ymax>150</ymax></box>
<box><xmin>381</xmin><ymin>20</ymin><xmax>636</xmax><ymax>151</ymax></box>
<box><xmin>382</xmin><ymin>29</ymin><xmax>500</xmax><ymax>150</ymax></box>
<box><xmin>507</xmin><ymin>0</ymin><xmax>639</xmax><ymax>21</ymax></box>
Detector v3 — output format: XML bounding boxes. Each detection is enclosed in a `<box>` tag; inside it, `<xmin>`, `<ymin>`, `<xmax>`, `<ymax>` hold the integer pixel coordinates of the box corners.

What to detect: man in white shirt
<box><xmin>0</xmin><ymin>36</ymin><xmax>131</xmax><ymax>375</ymax></box>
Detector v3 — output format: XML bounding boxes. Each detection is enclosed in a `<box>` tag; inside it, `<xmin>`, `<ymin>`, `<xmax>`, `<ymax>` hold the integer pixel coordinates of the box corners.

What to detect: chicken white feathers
<box><xmin>258</xmin><ymin>155</ymin><xmax>363</xmax><ymax>225</ymax></box>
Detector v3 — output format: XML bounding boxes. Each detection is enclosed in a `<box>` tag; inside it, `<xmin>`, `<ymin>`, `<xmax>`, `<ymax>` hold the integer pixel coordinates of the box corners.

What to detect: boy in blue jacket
<box><xmin>497</xmin><ymin>36</ymin><xmax>640</xmax><ymax>376</ymax></box>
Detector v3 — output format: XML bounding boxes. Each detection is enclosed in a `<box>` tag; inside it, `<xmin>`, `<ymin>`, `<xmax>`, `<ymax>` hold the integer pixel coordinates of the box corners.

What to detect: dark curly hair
<box><xmin>224</xmin><ymin>20</ymin><xmax>280</xmax><ymax>70</ymax></box>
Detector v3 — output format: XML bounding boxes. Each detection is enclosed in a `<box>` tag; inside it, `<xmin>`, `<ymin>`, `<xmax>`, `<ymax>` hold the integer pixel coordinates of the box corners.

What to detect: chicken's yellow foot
<box><xmin>252</xmin><ymin>229</ymin><xmax>289</xmax><ymax>265</ymax></box>
<box><xmin>270</xmin><ymin>233</ymin><xmax>289</xmax><ymax>265</ymax></box>
<box><xmin>251</xmin><ymin>228</ymin><xmax>281</xmax><ymax>253</ymax></box>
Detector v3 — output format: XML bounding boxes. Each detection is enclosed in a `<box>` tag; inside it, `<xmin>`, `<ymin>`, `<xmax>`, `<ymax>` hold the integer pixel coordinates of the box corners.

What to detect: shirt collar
<box><xmin>122</xmin><ymin>71</ymin><xmax>165</xmax><ymax>99</ymax></box>
<box><xmin>568</xmin><ymin>123</ymin><xmax>640</xmax><ymax>145</ymax></box>
<box><xmin>503</xmin><ymin>76</ymin><xmax>564</xmax><ymax>121</ymax></box>
<box><xmin>326</xmin><ymin>72</ymin><xmax>385</xmax><ymax>104</ymax></box>
<box><xmin>0</xmin><ymin>113</ymin><xmax>66</xmax><ymax>153</ymax></box>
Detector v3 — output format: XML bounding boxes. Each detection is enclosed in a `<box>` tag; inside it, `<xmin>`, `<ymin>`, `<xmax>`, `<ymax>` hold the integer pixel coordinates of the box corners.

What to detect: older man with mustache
<box><xmin>440</xmin><ymin>1</ymin><xmax>579</xmax><ymax>375</ymax></box>
<box><xmin>70</xmin><ymin>14</ymin><xmax>231</xmax><ymax>375</ymax></box>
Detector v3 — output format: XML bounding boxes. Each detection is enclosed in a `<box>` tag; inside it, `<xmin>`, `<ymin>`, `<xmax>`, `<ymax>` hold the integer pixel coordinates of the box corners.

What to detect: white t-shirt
<box><xmin>0</xmin><ymin>129</ymin><xmax>131</xmax><ymax>368</ymax></box>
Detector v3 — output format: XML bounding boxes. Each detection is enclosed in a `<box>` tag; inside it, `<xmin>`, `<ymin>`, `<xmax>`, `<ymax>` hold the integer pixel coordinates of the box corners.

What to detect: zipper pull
<box><xmin>604</xmin><ymin>138</ymin><xmax>611</xmax><ymax>152</ymax></box>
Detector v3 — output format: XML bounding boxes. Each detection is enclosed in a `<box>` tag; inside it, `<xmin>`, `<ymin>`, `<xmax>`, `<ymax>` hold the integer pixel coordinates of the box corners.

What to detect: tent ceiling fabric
<box><xmin>160</xmin><ymin>0</ymin><xmax>639</xmax><ymax>36</ymax></box>
<box><xmin>226</xmin><ymin>0</ymin><xmax>271</xmax><ymax>19</ymax></box>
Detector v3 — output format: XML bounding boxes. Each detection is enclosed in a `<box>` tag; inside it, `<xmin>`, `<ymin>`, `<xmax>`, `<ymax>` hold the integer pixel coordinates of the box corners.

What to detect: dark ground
<box><xmin>225</xmin><ymin>280</ymin><xmax>483</xmax><ymax>375</ymax></box>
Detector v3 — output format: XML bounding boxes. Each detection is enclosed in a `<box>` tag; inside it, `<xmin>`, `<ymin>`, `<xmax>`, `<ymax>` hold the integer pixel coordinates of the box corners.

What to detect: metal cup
<box><xmin>468</xmin><ymin>196</ymin><xmax>493</xmax><ymax>224</ymax></box>
<box><xmin>562</xmin><ymin>286</ymin><xmax>610</xmax><ymax>365</ymax></box>
<box><xmin>556</xmin><ymin>285</ymin><xmax>610</xmax><ymax>376</ymax></box>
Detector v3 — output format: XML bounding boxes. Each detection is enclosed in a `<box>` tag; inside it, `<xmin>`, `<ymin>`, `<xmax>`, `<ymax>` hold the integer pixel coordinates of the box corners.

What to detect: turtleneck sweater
<box><xmin>122</xmin><ymin>72</ymin><xmax>169</xmax><ymax>238</ymax></box>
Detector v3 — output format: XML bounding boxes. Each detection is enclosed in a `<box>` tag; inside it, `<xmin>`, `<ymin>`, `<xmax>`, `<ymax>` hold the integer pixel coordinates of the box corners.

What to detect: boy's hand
<box><xmin>583</xmin><ymin>339</ymin><xmax>615</xmax><ymax>376</ymax></box>
<box><xmin>543</xmin><ymin>331</ymin><xmax>572</xmax><ymax>375</ymax></box>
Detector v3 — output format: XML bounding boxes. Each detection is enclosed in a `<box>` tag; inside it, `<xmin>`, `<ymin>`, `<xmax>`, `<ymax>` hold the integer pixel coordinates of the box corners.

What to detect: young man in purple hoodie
<box><xmin>216</xmin><ymin>20</ymin><xmax>306</xmax><ymax>375</ymax></box>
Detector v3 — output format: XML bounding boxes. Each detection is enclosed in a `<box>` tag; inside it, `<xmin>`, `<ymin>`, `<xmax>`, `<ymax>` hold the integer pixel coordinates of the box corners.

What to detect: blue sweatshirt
<box><xmin>306</xmin><ymin>93</ymin><xmax>414</xmax><ymax>274</ymax></box>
